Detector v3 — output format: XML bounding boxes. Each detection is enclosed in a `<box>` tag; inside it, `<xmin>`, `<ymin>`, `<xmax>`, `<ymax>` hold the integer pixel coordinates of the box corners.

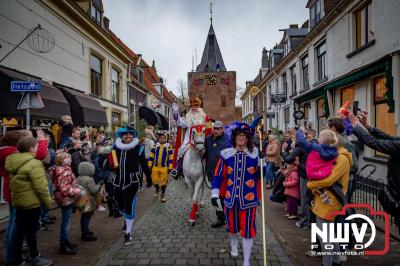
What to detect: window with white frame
<box><xmin>355</xmin><ymin>2</ymin><xmax>374</xmax><ymax>50</ymax></box>
<box><xmin>90</xmin><ymin>54</ymin><xmax>102</xmax><ymax>96</ymax></box>
<box><xmin>316</xmin><ymin>41</ymin><xmax>327</xmax><ymax>81</ymax></box>
<box><xmin>111</xmin><ymin>68</ymin><xmax>120</xmax><ymax>103</ymax></box>
<box><xmin>91</xmin><ymin>3</ymin><xmax>102</xmax><ymax>25</ymax></box>
<box><xmin>301</xmin><ymin>55</ymin><xmax>309</xmax><ymax>91</ymax></box>
<box><xmin>282</xmin><ymin>72</ymin><xmax>288</xmax><ymax>96</ymax></box>
<box><xmin>290</xmin><ymin>65</ymin><xmax>297</xmax><ymax>96</ymax></box>
<box><xmin>310</xmin><ymin>0</ymin><xmax>321</xmax><ymax>29</ymax></box>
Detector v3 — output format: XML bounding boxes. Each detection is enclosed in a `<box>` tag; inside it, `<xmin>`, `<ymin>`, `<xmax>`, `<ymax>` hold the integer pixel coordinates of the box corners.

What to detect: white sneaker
<box><xmin>230</xmin><ymin>249</ymin><xmax>238</xmax><ymax>257</ymax></box>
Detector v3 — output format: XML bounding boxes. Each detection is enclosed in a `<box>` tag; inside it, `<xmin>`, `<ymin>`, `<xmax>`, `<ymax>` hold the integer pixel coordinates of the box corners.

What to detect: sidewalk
<box><xmin>264</xmin><ymin>189</ymin><xmax>400</xmax><ymax>266</ymax></box>
<box><xmin>96</xmin><ymin>179</ymin><xmax>293</xmax><ymax>266</ymax></box>
<box><xmin>0</xmin><ymin>185</ymin><xmax>157</xmax><ymax>266</ymax></box>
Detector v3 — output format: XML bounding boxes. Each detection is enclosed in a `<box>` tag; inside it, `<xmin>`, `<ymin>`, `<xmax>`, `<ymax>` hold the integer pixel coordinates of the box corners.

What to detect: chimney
<box><xmin>289</xmin><ymin>24</ymin><xmax>298</xmax><ymax>29</ymax></box>
<box><xmin>151</xmin><ymin>60</ymin><xmax>156</xmax><ymax>72</ymax></box>
<box><xmin>103</xmin><ymin>16</ymin><xmax>110</xmax><ymax>30</ymax></box>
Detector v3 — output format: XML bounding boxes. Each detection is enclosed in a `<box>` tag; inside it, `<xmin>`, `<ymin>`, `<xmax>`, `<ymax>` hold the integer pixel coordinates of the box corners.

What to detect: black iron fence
<box><xmin>351</xmin><ymin>165</ymin><xmax>399</xmax><ymax>239</ymax></box>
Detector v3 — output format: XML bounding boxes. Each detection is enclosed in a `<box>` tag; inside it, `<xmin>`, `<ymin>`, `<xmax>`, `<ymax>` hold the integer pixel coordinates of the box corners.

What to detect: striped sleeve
<box><xmin>167</xmin><ymin>146</ymin><xmax>174</xmax><ymax>170</ymax></box>
<box><xmin>148</xmin><ymin>146</ymin><xmax>156</xmax><ymax>167</ymax></box>
<box><xmin>212</xmin><ymin>157</ymin><xmax>226</xmax><ymax>190</ymax></box>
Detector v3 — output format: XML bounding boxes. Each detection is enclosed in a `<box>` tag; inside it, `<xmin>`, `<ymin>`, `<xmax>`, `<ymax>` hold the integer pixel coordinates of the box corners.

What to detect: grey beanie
<box><xmin>78</xmin><ymin>161</ymin><xmax>95</xmax><ymax>176</ymax></box>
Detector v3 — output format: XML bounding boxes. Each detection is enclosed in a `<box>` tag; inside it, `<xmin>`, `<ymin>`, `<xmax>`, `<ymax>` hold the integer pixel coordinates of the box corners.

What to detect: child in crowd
<box><xmin>50</xmin><ymin>151</ymin><xmax>81</xmax><ymax>255</ymax></box>
<box><xmin>283</xmin><ymin>161</ymin><xmax>300</xmax><ymax>219</ymax></box>
<box><xmin>5</xmin><ymin>137</ymin><xmax>53</xmax><ymax>266</ymax></box>
<box><xmin>148</xmin><ymin>132</ymin><xmax>174</xmax><ymax>202</ymax></box>
<box><xmin>296</xmin><ymin>128</ymin><xmax>338</xmax><ymax>204</ymax></box>
<box><xmin>59</xmin><ymin>115</ymin><xmax>74</xmax><ymax>149</ymax></box>
<box><xmin>77</xmin><ymin>161</ymin><xmax>103</xmax><ymax>241</ymax></box>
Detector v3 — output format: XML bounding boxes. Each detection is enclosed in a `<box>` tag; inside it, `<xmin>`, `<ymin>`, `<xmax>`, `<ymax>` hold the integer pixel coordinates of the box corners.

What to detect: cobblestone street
<box><xmin>96</xmin><ymin>179</ymin><xmax>293</xmax><ymax>266</ymax></box>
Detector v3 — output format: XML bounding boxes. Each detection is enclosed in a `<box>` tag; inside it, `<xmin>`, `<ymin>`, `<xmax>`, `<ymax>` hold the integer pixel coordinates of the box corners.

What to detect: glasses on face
<box><xmin>213</xmin><ymin>127</ymin><xmax>223</xmax><ymax>130</ymax></box>
<box><xmin>237</xmin><ymin>134</ymin><xmax>247</xmax><ymax>139</ymax></box>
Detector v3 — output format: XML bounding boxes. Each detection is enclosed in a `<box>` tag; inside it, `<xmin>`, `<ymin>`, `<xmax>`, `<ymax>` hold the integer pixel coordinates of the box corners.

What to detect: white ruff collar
<box><xmin>155</xmin><ymin>143</ymin><xmax>170</xmax><ymax>148</ymax></box>
<box><xmin>221</xmin><ymin>147</ymin><xmax>258</xmax><ymax>160</ymax></box>
<box><xmin>115</xmin><ymin>138</ymin><xmax>139</xmax><ymax>150</ymax></box>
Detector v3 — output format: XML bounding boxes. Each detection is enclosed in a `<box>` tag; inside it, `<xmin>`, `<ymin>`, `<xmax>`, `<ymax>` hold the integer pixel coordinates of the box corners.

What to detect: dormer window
<box><xmin>137</xmin><ymin>68</ymin><xmax>144</xmax><ymax>84</ymax></box>
<box><xmin>91</xmin><ymin>2</ymin><xmax>102</xmax><ymax>25</ymax></box>
<box><xmin>310</xmin><ymin>0</ymin><xmax>321</xmax><ymax>29</ymax></box>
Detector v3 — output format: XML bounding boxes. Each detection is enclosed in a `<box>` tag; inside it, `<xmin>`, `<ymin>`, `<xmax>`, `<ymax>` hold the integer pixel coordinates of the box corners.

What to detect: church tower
<box><xmin>188</xmin><ymin>4</ymin><xmax>236</xmax><ymax>125</ymax></box>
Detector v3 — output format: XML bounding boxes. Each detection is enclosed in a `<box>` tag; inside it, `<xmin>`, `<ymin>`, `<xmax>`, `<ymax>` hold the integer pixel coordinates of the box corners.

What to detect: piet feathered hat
<box><xmin>117</xmin><ymin>126</ymin><xmax>138</xmax><ymax>138</ymax></box>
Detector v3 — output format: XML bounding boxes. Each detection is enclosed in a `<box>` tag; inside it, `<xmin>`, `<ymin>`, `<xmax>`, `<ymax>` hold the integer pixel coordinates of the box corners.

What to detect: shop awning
<box><xmin>156</xmin><ymin>112</ymin><xmax>169</xmax><ymax>130</ymax></box>
<box><xmin>0</xmin><ymin>67</ymin><xmax>70</xmax><ymax>121</ymax></box>
<box><xmin>324</xmin><ymin>56</ymin><xmax>394</xmax><ymax>113</ymax></box>
<box><xmin>294</xmin><ymin>56</ymin><xmax>394</xmax><ymax>118</ymax></box>
<box><xmin>55</xmin><ymin>84</ymin><xmax>107</xmax><ymax>126</ymax></box>
<box><xmin>294</xmin><ymin>87</ymin><xmax>325</xmax><ymax>104</ymax></box>
<box><xmin>139</xmin><ymin>106</ymin><xmax>158</xmax><ymax>126</ymax></box>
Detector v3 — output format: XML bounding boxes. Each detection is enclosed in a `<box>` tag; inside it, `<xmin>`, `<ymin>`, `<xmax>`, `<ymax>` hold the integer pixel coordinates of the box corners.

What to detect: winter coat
<box><xmin>5</xmin><ymin>153</ymin><xmax>52</xmax><ymax>210</ymax></box>
<box><xmin>283</xmin><ymin>166</ymin><xmax>300</xmax><ymax>199</ymax></box>
<box><xmin>50</xmin><ymin>165</ymin><xmax>80</xmax><ymax>206</ymax></box>
<box><xmin>68</xmin><ymin>147</ymin><xmax>85</xmax><ymax>177</ymax></box>
<box><xmin>307</xmin><ymin>147</ymin><xmax>352</xmax><ymax>221</ymax></box>
<box><xmin>0</xmin><ymin>146</ymin><xmax>18</xmax><ymax>203</ymax></box>
<box><xmin>36</xmin><ymin>139</ymin><xmax>49</xmax><ymax>161</ymax></box>
<box><xmin>352</xmin><ymin>125</ymin><xmax>400</xmax><ymax>196</ymax></box>
<box><xmin>282</xmin><ymin>145</ymin><xmax>308</xmax><ymax>178</ymax></box>
<box><xmin>204</xmin><ymin>134</ymin><xmax>229</xmax><ymax>182</ymax></box>
<box><xmin>77</xmin><ymin>162</ymin><xmax>103</xmax><ymax>213</ymax></box>
<box><xmin>266</xmin><ymin>140</ymin><xmax>282</xmax><ymax>167</ymax></box>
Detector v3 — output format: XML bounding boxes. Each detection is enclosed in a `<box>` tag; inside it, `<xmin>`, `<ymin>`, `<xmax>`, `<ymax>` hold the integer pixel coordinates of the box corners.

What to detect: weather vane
<box><xmin>209</xmin><ymin>0</ymin><xmax>213</xmax><ymax>24</ymax></box>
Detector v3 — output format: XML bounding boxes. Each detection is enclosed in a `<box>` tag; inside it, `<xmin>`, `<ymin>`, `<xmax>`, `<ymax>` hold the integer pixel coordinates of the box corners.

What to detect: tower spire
<box><xmin>209</xmin><ymin>0</ymin><xmax>213</xmax><ymax>25</ymax></box>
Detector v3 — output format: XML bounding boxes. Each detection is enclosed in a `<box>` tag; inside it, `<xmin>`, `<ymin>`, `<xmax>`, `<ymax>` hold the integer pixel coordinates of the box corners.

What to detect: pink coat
<box><xmin>306</xmin><ymin>151</ymin><xmax>336</xmax><ymax>180</ymax></box>
<box><xmin>283</xmin><ymin>167</ymin><xmax>300</xmax><ymax>199</ymax></box>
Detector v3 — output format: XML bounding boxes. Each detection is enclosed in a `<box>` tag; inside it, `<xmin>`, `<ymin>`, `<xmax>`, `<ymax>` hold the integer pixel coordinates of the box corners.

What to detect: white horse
<box><xmin>183</xmin><ymin>125</ymin><xmax>206</xmax><ymax>226</ymax></box>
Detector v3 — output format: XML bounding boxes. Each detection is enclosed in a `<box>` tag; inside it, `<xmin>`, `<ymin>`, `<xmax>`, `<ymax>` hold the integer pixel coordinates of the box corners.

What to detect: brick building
<box><xmin>188</xmin><ymin>24</ymin><xmax>236</xmax><ymax>125</ymax></box>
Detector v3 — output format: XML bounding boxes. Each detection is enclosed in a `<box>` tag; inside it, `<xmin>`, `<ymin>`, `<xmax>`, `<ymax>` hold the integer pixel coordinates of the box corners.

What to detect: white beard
<box><xmin>185</xmin><ymin>108</ymin><xmax>206</xmax><ymax>126</ymax></box>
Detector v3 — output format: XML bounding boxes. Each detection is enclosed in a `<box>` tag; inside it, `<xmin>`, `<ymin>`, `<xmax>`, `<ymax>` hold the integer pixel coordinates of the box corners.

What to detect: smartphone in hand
<box><xmin>353</xmin><ymin>101</ymin><xmax>359</xmax><ymax>115</ymax></box>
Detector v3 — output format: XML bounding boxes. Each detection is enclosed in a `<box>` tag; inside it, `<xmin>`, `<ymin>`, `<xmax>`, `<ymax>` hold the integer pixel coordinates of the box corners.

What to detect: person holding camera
<box><xmin>348</xmin><ymin>111</ymin><xmax>400</xmax><ymax>225</ymax></box>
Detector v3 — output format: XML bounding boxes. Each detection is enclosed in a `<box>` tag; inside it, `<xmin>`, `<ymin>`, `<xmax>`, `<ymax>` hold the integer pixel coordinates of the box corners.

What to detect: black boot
<box><xmin>60</xmin><ymin>240</ymin><xmax>77</xmax><ymax>255</ymax></box>
<box><xmin>211</xmin><ymin>211</ymin><xmax>226</xmax><ymax>228</ymax></box>
<box><xmin>66</xmin><ymin>240</ymin><xmax>77</xmax><ymax>249</ymax></box>
<box><xmin>82</xmin><ymin>234</ymin><xmax>97</xmax><ymax>241</ymax></box>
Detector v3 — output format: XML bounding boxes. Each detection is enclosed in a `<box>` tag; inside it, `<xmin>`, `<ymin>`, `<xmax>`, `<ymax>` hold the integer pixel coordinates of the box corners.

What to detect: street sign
<box><xmin>271</xmin><ymin>93</ymin><xmax>286</xmax><ymax>104</ymax></box>
<box><xmin>11</xmin><ymin>81</ymin><xmax>41</xmax><ymax>92</ymax></box>
<box><xmin>293</xmin><ymin>110</ymin><xmax>305</xmax><ymax>120</ymax></box>
<box><xmin>17</xmin><ymin>92</ymin><xmax>44</xmax><ymax>109</ymax></box>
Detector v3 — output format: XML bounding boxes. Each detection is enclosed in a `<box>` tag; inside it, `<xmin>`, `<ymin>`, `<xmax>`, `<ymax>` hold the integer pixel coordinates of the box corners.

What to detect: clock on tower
<box><xmin>207</xmin><ymin>74</ymin><xmax>217</xmax><ymax>85</ymax></box>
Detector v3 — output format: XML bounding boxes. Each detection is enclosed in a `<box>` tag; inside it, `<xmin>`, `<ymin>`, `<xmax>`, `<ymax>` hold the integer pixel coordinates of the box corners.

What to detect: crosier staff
<box><xmin>256</xmin><ymin>119</ymin><xmax>267</xmax><ymax>266</ymax></box>
<box><xmin>250</xmin><ymin>86</ymin><xmax>268</xmax><ymax>266</ymax></box>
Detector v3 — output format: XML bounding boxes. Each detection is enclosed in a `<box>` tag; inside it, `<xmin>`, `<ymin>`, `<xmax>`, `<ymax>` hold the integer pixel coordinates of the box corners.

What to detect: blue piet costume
<box><xmin>109</xmin><ymin>127</ymin><xmax>152</xmax><ymax>245</ymax></box>
<box><xmin>211</xmin><ymin>122</ymin><xmax>262</xmax><ymax>265</ymax></box>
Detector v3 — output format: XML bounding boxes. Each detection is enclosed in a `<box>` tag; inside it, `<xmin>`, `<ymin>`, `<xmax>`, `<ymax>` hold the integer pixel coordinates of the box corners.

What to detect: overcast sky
<box><xmin>103</xmin><ymin>0</ymin><xmax>309</xmax><ymax>101</ymax></box>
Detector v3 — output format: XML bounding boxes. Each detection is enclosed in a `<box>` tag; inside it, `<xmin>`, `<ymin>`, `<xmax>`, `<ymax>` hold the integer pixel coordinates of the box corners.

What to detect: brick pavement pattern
<box><xmin>96</xmin><ymin>179</ymin><xmax>293</xmax><ymax>266</ymax></box>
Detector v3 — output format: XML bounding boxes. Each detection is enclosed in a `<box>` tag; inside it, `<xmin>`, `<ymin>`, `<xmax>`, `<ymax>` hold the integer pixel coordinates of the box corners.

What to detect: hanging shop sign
<box><xmin>293</xmin><ymin>110</ymin><xmax>305</xmax><ymax>120</ymax></box>
<box><xmin>271</xmin><ymin>93</ymin><xmax>286</xmax><ymax>105</ymax></box>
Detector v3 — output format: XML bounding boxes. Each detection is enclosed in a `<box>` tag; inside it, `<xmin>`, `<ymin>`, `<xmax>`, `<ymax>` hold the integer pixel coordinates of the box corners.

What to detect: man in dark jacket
<box><xmin>204</xmin><ymin>121</ymin><xmax>229</xmax><ymax>228</ymax></box>
<box><xmin>349</xmin><ymin>111</ymin><xmax>400</xmax><ymax>225</ymax></box>
<box><xmin>327</xmin><ymin>118</ymin><xmax>359</xmax><ymax>202</ymax></box>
